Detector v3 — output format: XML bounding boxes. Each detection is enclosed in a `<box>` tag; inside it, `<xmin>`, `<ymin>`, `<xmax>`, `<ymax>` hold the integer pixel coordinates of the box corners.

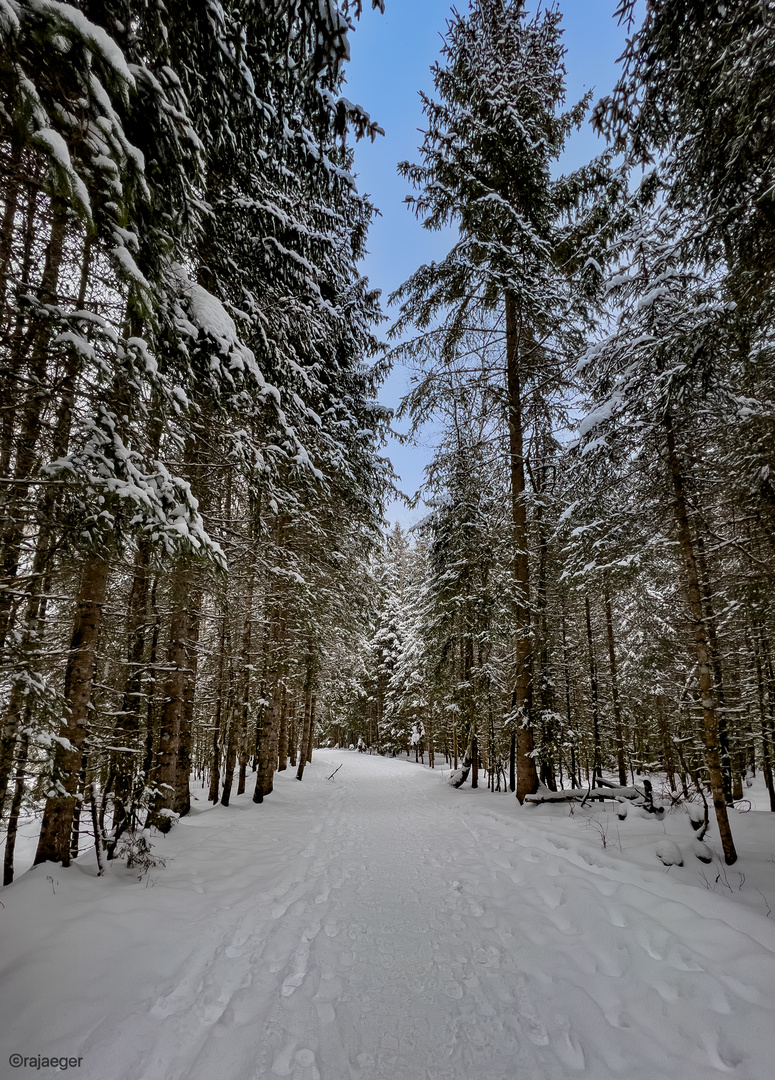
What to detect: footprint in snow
<box><xmin>271</xmin><ymin>896</ymin><xmax>308</xmax><ymax>920</ymax></box>
<box><xmin>552</xmin><ymin>1012</ymin><xmax>586</xmax><ymax>1070</ymax></box>
<box><xmin>225</xmin><ymin>930</ymin><xmax>251</xmax><ymax>958</ymax></box>
<box><xmin>513</xmin><ymin>974</ymin><xmax>549</xmax><ymax>1046</ymax></box>
<box><xmin>281</xmin><ymin>923</ymin><xmax>320</xmax><ymax>997</ymax></box>
<box><xmin>604</xmin><ymin>903</ymin><xmax>627</xmax><ymax>928</ymax></box>
<box><xmin>313</xmin><ymin>1001</ymin><xmax>336</xmax><ymax>1023</ymax></box>
<box><xmin>473</xmin><ymin>945</ymin><xmax>501</xmax><ymax>971</ymax></box>
<box><xmin>536</xmin><ymin>884</ymin><xmax>565</xmax><ymax>910</ymax></box>
<box><xmin>292</xmin><ymin>1048</ymin><xmax>320</xmax><ymax>1080</ymax></box>
<box><xmin>272</xmin><ymin>1044</ymin><xmax>319</xmax><ymax>1079</ymax></box>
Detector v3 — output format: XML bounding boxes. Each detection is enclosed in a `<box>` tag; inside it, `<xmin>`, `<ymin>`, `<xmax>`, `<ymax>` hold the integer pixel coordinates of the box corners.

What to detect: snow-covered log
<box><xmin>525</xmin><ymin>783</ymin><xmax>643</xmax><ymax>804</ymax></box>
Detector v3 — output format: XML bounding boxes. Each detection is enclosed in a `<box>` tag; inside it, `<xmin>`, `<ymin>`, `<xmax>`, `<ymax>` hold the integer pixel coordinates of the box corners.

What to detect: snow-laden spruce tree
<box><xmin>574</xmin><ymin>205</ymin><xmax>746</xmax><ymax>863</ymax></box>
<box><xmin>417</xmin><ymin>398</ymin><xmax>511</xmax><ymax>789</ymax></box>
<box><xmin>391</xmin><ymin>0</ymin><xmax>603</xmax><ymax>802</ymax></box>
<box><xmin>594</xmin><ymin>0</ymin><xmax>775</xmax><ymax>546</ymax></box>
<box><xmin>0</xmin><ymin>0</ymin><xmax>230</xmax><ymax>869</ymax></box>
<box><xmin>596</xmin><ymin>0</ymin><xmax>775</xmax><ymax>314</ymax></box>
<box><xmin>0</xmin><ymin>0</ymin><xmax>390</xmax><ymax>875</ymax></box>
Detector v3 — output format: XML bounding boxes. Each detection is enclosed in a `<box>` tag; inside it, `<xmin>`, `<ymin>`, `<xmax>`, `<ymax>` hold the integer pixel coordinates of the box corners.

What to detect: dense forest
<box><xmin>1</xmin><ymin>0</ymin><xmax>774</xmax><ymax>888</ymax></box>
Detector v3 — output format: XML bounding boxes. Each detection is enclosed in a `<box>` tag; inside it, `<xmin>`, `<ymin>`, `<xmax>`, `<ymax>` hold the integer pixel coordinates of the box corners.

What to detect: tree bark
<box><xmin>754</xmin><ymin>628</ymin><xmax>775</xmax><ymax>811</ymax></box>
<box><xmin>175</xmin><ymin>592</ymin><xmax>201</xmax><ymax>817</ymax></box>
<box><xmin>663</xmin><ymin>414</ymin><xmax>737</xmax><ymax>863</ymax></box>
<box><xmin>0</xmin><ymin>203</ymin><xmax>68</xmax><ymax>652</ymax></box>
<box><xmin>306</xmin><ymin>694</ymin><xmax>315</xmax><ymax>764</ymax></box>
<box><xmin>0</xmin><ymin>136</ymin><xmax>23</xmax><ymax>319</ymax></box>
<box><xmin>109</xmin><ymin>544</ymin><xmax>151</xmax><ymax>848</ymax></box>
<box><xmin>603</xmin><ymin>589</ymin><xmax>628</xmax><ymax>786</ymax></box>
<box><xmin>3</xmin><ymin>731</ymin><xmax>29</xmax><ymax>885</ymax></box>
<box><xmin>584</xmin><ymin>597</ymin><xmax>602</xmax><ymax>786</ymax></box>
<box><xmin>253</xmin><ymin>604</ymin><xmax>283</xmax><ymax>800</ymax></box>
<box><xmin>221</xmin><ymin>630</ymin><xmax>241</xmax><ymax>808</ymax></box>
<box><xmin>295</xmin><ymin>664</ymin><xmax>315</xmax><ymax>782</ymax></box>
<box><xmin>277</xmin><ymin>689</ymin><xmax>290</xmax><ymax>773</ymax></box>
<box><xmin>148</xmin><ymin>569</ymin><xmax>191</xmax><ymax>831</ymax></box>
<box><xmin>226</xmin><ymin>574</ymin><xmax>253</xmax><ymax>803</ymax></box>
<box><xmin>208</xmin><ymin>613</ymin><xmax>228</xmax><ymax>803</ymax></box>
<box><xmin>696</xmin><ymin>533</ymin><xmax>733</xmax><ymax>802</ymax></box>
<box><xmin>34</xmin><ymin>556</ymin><xmax>110</xmax><ymax>866</ymax></box>
<box><xmin>505</xmin><ymin>293</ymin><xmax>538</xmax><ymax>802</ymax></box>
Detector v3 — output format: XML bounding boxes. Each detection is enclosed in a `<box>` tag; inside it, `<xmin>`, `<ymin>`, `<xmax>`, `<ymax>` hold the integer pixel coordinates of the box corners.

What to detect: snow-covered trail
<box><xmin>2</xmin><ymin>751</ymin><xmax>775</xmax><ymax>1080</ymax></box>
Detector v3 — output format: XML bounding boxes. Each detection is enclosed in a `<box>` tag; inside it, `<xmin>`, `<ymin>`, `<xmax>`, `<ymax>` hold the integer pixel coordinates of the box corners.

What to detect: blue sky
<box><xmin>343</xmin><ymin>1</ymin><xmax>641</xmax><ymax>525</ymax></box>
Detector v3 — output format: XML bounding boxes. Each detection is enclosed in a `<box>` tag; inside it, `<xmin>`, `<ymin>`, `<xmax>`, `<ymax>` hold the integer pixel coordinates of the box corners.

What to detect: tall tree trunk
<box><xmin>277</xmin><ymin>688</ymin><xmax>290</xmax><ymax>773</ymax></box>
<box><xmin>148</xmin><ymin>568</ymin><xmax>191</xmax><ymax>831</ymax></box>
<box><xmin>253</xmin><ymin>604</ymin><xmax>284</xmax><ymax>801</ymax></box>
<box><xmin>140</xmin><ymin>578</ymin><xmax>160</xmax><ymax>800</ymax></box>
<box><xmin>236</xmin><ymin>579</ymin><xmax>255</xmax><ymax>796</ymax></box>
<box><xmin>295</xmin><ymin>662</ymin><xmax>315</xmax><ymax>782</ymax></box>
<box><xmin>0</xmin><ymin>204</ymin><xmax>68</xmax><ymax>652</ymax></box>
<box><xmin>219</xmin><ymin>653</ymin><xmax>239</xmax><ymax>805</ymax></box>
<box><xmin>533</xmin><ymin>461</ymin><xmax>556</xmax><ymax>789</ymax></box>
<box><xmin>0</xmin><ymin>235</ymin><xmax>92</xmax><ymax>817</ymax></box>
<box><xmin>752</xmin><ymin>628</ymin><xmax>775</xmax><ymax>811</ymax></box>
<box><xmin>451</xmin><ymin>723</ymin><xmax>475</xmax><ymax>788</ymax></box>
<box><xmin>0</xmin><ymin>136</ymin><xmax>23</xmax><ymax>319</ymax></box>
<box><xmin>34</xmin><ymin>556</ymin><xmax>110</xmax><ymax>866</ymax></box>
<box><xmin>175</xmin><ymin>591</ymin><xmax>201</xmax><ymax>817</ymax></box>
<box><xmin>584</xmin><ymin>597</ymin><xmax>602</xmax><ymax>785</ymax></box>
<box><xmin>287</xmin><ymin>696</ymin><xmax>297</xmax><ymax>770</ymax></box>
<box><xmin>505</xmin><ymin>292</ymin><xmax>538</xmax><ymax>802</ymax></box>
<box><xmin>3</xmin><ymin>730</ymin><xmax>29</xmax><ymax>885</ymax></box>
<box><xmin>663</xmin><ymin>414</ymin><xmax>737</xmax><ymax>863</ymax></box>
<box><xmin>603</xmin><ymin>589</ymin><xmax>628</xmax><ymax>786</ymax></box>
<box><xmin>0</xmin><ymin>169</ymin><xmax>41</xmax><ymax>479</ymax></box>
<box><xmin>560</xmin><ymin>600</ymin><xmax>578</xmax><ymax>788</ymax></box>
<box><xmin>655</xmin><ymin>695</ymin><xmax>678</xmax><ymax>793</ymax></box>
<box><xmin>110</xmin><ymin>544</ymin><xmax>151</xmax><ymax>848</ymax></box>
<box><xmin>306</xmin><ymin>694</ymin><xmax>315</xmax><ymax>765</ymax></box>
<box><xmin>463</xmin><ymin>636</ymin><xmax>477</xmax><ymax>787</ymax></box>
<box><xmin>696</xmin><ymin>533</ymin><xmax>733</xmax><ymax>802</ymax></box>
<box><xmin>224</xmin><ymin>573</ymin><xmax>253</xmax><ymax>804</ymax></box>
<box><xmin>220</xmin><ymin>639</ymin><xmax>241</xmax><ymax>807</ymax></box>
<box><xmin>208</xmin><ymin>614</ymin><xmax>228</xmax><ymax>803</ymax></box>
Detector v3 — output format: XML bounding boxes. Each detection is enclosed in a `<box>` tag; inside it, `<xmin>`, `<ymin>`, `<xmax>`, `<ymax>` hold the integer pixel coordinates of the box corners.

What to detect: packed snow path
<box><xmin>3</xmin><ymin>752</ymin><xmax>775</xmax><ymax>1080</ymax></box>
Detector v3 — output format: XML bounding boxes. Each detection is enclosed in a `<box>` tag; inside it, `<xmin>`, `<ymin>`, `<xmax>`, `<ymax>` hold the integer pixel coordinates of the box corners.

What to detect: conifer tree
<box><xmin>392</xmin><ymin>0</ymin><xmax>601</xmax><ymax>801</ymax></box>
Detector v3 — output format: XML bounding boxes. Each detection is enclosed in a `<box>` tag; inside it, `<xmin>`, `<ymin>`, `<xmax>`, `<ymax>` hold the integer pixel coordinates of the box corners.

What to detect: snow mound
<box><xmin>656</xmin><ymin>839</ymin><xmax>684</xmax><ymax>866</ymax></box>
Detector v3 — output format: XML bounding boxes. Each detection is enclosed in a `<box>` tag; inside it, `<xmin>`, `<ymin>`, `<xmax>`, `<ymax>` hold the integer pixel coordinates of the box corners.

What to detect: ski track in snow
<box><xmin>2</xmin><ymin>751</ymin><xmax>775</xmax><ymax>1080</ymax></box>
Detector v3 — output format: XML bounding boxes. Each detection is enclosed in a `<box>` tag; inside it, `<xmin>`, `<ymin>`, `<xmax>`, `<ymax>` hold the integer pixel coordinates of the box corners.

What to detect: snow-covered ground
<box><xmin>2</xmin><ymin>751</ymin><xmax>775</xmax><ymax>1080</ymax></box>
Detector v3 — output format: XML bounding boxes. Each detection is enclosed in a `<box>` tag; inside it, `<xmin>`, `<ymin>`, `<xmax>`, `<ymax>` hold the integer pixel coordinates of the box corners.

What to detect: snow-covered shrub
<box><xmin>117</xmin><ymin>832</ymin><xmax>168</xmax><ymax>880</ymax></box>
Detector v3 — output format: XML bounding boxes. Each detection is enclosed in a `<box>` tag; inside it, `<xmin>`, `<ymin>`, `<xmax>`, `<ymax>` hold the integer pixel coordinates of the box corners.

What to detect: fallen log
<box><xmin>525</xmin><ymin>783</ymin><xmax>644</xmax><ymax>804</ymax></box>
